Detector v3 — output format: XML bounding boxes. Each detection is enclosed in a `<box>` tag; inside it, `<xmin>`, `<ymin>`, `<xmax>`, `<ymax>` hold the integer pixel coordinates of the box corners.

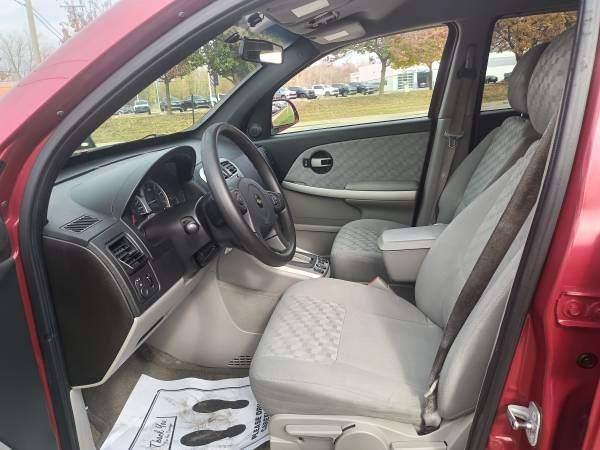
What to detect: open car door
<box><xmin>0</xmin><ymin>219</ymin><xmax>58</xmax><ymax>449</ymax></box>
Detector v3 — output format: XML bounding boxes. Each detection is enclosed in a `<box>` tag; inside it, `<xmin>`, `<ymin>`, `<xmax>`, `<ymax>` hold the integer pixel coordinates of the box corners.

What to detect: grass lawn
<box><xmin>92</xmin><ymin>110</ymin><xmax>208</xmax><ymax>145</ymax></box>
<box><xmin>92</xmin><ymin>83</ymin><xmax>508</xmax><ymax>145</ymax></box>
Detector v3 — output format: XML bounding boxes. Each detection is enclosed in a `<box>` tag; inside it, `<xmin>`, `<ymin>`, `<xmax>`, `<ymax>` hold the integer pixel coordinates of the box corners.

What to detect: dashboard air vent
<box><xmin>108</xmin><ymin>235</ymin><xmax>146</xmax><ymax>274</ymax></box>
<box><xmin>62</xmin><ymin>215</ymin><xmax>100</xmax><ymax>233</ymax></box>
<box><xmin>220</xmin><ymin>160</ymin><xmax>238</xmax><ymax>179</ymax></box>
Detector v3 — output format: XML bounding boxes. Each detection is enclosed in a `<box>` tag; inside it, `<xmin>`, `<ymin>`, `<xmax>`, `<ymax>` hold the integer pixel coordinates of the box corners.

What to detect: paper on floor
<box><xmin>101</xmin><ymin>375</ymin><xmax>269</xmax><ymax>450</ymax></box>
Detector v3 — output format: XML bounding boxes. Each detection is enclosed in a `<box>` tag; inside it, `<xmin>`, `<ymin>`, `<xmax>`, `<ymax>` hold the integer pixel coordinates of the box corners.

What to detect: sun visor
<box><xmin>306</xmin><ymin>21</ymin><xmax>366</xmax><ymax>44</ymax></box>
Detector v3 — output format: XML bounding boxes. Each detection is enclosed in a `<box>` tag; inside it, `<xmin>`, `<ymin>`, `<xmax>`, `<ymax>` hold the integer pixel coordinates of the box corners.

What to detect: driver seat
<box><xmin>250</xmin><ymin>28</ymin><xmax>573</xmax><ymax>446</ymax></box>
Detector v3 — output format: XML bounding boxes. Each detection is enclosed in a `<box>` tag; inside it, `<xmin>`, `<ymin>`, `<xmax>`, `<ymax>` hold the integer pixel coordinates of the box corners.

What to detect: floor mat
<box><xmin>83</xmin><ymin>345</ymin><xmax>250</xmax><ymax>445</ymax></box>
<box><xmin>101</xmin><ymin>375</ymin><xmax>269</xmax><ymax>449</ymax></box>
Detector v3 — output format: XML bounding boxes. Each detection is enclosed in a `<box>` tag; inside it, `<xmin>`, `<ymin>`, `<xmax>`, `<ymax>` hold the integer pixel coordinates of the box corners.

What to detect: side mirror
<box><xmin>272</xmin><ymin>99</ymin><xmax>299</xmax><ymax>134</ymax></box>
<box><xmin>239</xmin><ymin>38</ymin><xmax>283</xmax><ymax>64</ymax></box>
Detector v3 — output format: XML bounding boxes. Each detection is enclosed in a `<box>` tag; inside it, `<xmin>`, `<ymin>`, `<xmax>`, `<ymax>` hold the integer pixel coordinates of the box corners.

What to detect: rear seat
<box><xmin>331</xmin><ymin>43</ymin><xmax>548</xmax><ymax>282</ymax></box>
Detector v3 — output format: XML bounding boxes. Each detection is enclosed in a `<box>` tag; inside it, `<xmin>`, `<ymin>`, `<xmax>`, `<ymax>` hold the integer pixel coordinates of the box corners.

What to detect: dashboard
<box><xmin>125</xmin><ymin>162</ymin><xmax>187</xmax><ymax>227</ymax></box>
<box><xmin>43</xmin><ymin>138</ymin><xmax>256</xmax><ymax>387</ymax></box>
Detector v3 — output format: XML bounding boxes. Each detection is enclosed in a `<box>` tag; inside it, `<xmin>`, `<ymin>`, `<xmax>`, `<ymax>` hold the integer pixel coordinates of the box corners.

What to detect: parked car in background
<box><xmin>133</xmin><ymin>99</ymin><xmax>151</xmax><ymax>114</ymax></box>
<box><xmin>160</xmin><ymin>96</ymin><xmax>185</xmax><ymax>112</ymax></box>
<box><xmin>312</xmin><ymin>84</ymin><xmax>339</xmax><ymax>97</ymax></box>
<box><xmin>324</xmin><ymin>85</ymin><xmax>339</xmax><ymax>96</ymax></box>
<box><xmin>311</xmin><ymin>84</ymin><xmax>326</xmax><ymax>96</ymax></box>
<box><xmin>288</xmin><ymin>86</ymin><xmax>316</xmax><ymax>99</ymax></box>
<box><xmin>274</xmin><ymin>87</ymin><xmax>297</xmax><ymax>100</ymax></box>
<box><xmin>114</xmin><ymin>104</ymin><xmax>134</xmax><ymax>115</ymax></box>
<box><xmin>332</xmin><ymin>83</ymin><xmax>357</xmax><ymax>96</ymax></box>
<box><xmin>349</xmin><ymin>81</ymin><xmax>375</xmax><ymax>94</ymax></box>
<box><xmin>367</xmin><ymin>81</ymin><xmax>382</xmax><ymax>92</ymax></box>
<box><xmin>485</xmin><ymin>75</ymin><xmax>499</xmax><ymax>83</ymax></box>
<box><xmin>182</xmin><ymin>95</ymin><xmax>211</xmax><ymax>109</ymax></box>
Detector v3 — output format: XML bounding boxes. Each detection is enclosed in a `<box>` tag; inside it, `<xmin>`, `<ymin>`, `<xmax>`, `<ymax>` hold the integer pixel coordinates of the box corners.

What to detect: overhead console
<box><xmin>43</xmin><ymin>146</ymin><xmax>214</xmax><ymax>387</ymax></box>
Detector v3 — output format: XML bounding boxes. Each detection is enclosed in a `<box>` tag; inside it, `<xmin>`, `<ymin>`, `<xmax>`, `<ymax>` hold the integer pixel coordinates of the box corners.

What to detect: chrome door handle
<box><xmin>310</xmin><ymin>157</ymin><xmax>333</xmax><ymax>168</ymax></box>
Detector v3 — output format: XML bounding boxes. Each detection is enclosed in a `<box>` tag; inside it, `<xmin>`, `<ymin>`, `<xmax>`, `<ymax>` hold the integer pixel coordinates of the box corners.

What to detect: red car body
<box><xmin>0</xmin><ymin>1</ymin><xmax>598</xmax><ymax>448</ymax></box>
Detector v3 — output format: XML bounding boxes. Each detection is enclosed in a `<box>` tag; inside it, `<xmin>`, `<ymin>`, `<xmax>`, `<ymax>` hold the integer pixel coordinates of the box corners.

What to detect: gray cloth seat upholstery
<box><xmin>331</xmin><ymin>43</ymin><xmax>547</xmax><ymax>282</ymax></box>
<box><xmin>250</xmin><ymin>278</ymin><xmax>441</xmax><ymax>424</ymax></box>
<box><xmin>251</xmin><ymin>29</ymin><xmax>573</xmax><ymax>423</ymax></box>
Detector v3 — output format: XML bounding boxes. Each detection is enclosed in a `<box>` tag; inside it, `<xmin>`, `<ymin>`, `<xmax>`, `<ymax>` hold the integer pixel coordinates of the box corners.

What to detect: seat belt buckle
<box><xmin>444</xmin><ymin>131</ymin><xmax>464</xmax><ymax>150</ymax></box>
<box><xmin>368</xmin><ymin>276</ymin><xmax>392</xmax><ymax>293</ymax></box>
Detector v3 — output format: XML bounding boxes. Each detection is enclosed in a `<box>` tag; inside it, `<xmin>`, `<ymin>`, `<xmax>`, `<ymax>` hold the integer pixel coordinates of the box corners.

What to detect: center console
<box><xmin>378</xmin><ymin>224</ymin><xmax>446</xmax><ymax>282</ymax></box>
<box><xmin>286</xmin><ymin>249</ymin><xmax>331</xmax><ymax>277</ymax></box>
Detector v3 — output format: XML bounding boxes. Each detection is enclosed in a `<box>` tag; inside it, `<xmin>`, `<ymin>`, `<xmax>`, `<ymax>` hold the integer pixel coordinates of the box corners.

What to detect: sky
<box><xmin>2</xmin><ymin>0</ymin><xmax>79</xmax><ymax>46</ymax></box>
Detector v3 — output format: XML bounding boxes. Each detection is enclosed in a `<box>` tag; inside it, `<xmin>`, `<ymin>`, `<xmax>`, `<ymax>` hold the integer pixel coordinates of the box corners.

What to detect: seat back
<box><xmin>415</xmin><ymin>27</ymin><xmax>575</xmax><ymax>420</ymax></box>
<box><xmin>436</xmin><ymin>43</ymin><xmax>547</xmax><ymax>223</ymax></box>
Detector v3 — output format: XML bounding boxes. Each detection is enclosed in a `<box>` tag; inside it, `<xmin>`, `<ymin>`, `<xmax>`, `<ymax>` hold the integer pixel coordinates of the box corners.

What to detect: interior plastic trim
<box><xmin>282</xmin><ymin>181</ymin><xmax>417</xmax><ymax>200</ymax></box>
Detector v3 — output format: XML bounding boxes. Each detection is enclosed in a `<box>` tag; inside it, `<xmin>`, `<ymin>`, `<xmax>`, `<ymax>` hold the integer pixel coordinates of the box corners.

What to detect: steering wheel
<box><xmin>201</xmin><ymin>122</ymin><xmax>296</xmax><ymax>267</ymax></box>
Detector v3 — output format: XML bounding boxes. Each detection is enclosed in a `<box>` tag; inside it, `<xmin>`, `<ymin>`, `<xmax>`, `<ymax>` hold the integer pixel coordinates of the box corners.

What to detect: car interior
<box><xmin>34</xmin><ymin>0</ymin><xmax>591</xmax><ymax>448</ymax></box>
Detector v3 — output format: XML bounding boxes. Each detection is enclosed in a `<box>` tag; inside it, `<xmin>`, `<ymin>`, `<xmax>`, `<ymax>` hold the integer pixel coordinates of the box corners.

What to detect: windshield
<box><xmin>82</xmin><ymin>21</ymin><xmax>293</xmax><ymax>152</ymax></box>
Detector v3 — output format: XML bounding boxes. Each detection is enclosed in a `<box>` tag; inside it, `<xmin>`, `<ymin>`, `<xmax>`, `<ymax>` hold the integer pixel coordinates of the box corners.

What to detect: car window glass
<box><xmin>81</xmin><ymin>22</ymin><xmax>295</xmax><ymax>152</ymax></box>
<box><xmin>481</xmin><ymin>11</ymin><xmax>577</xmax><ymax>111</ymax></box>
<box><xmin>272</xmin><ymin>25</ymin><xmax>448</xmax><ymax>134</ymax></box>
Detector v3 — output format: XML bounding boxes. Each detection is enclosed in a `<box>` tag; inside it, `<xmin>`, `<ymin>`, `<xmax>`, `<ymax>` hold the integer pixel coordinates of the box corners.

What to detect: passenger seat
<box><xmin>331</xmin><ymin>43</ymin><xmax>547</xmax><ymax>282</ymax></box>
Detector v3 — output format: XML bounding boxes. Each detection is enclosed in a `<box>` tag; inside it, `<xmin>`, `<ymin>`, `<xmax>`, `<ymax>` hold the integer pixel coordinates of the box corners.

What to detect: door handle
<box><xmin>310</xmin><ymin>157</ymin><xmax>333</xmax><ymax>168</ymax></box>
<box><xmin>303</xmin><ymin>150</ymin><xmax>333</xmax><ymax>174</ymax></box>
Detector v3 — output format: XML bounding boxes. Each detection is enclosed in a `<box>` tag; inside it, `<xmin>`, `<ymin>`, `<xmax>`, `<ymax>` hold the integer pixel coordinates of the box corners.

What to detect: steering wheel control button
<box><xmin>232</xmin><ymin>190</ymin><xmax>248</xmax><ymax>213</ymax></box>
<box><xmin>268</xmin><ymin>192</ymin><xmax>284</xmax><ymax>212</ymax></box>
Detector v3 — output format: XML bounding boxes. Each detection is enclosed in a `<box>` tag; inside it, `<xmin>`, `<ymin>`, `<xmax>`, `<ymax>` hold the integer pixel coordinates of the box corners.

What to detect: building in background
<box><xmin>485</xmin><ymin>51</ymin><xmax>517</xmax><ymax>81</ymax></box>
<box><xmin>350</xmin><ymin>52</ymin><xmax>516</xmax><ymax>92</ymax></box>
<box><xmin>350</xmin><ymin>62</ymin><xmax>441</xmax><ymax>91</ymax></box>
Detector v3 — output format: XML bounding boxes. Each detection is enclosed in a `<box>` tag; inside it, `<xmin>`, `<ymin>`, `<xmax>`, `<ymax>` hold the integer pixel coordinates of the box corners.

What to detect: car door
<box><xmin>257</xmin><ymin>26</ymin><xmax>451</xmax><ymax>254</ymax></box>
<box><xmin>0</xmin><ymin>219</ymin><xmax>58</xmax><ymax>449</ymax></box>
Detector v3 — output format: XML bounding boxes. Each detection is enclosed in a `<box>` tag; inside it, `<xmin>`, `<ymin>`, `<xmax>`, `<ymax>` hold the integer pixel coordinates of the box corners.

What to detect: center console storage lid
<box><xmin>378</xmin><ymin>224</ymin><xmax>447</xmax><ymax>251</ymax></box>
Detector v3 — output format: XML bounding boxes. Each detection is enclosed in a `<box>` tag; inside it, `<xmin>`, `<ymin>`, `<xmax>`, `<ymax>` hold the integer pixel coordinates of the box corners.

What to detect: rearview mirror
<box><xmin>239</xmin><ymin>38</ymin><xmax>283</xmax><ymax>64</ymax></box>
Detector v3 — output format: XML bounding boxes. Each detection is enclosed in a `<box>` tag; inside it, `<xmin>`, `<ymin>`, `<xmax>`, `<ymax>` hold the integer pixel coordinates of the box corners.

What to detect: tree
<box><xmin>159</xmin><ymin>58</ymin><xmax>198</xmax><ymax>113</ymax></box>
<box><xmin>0</xmin><ymin>32</ymin><xmax>32</xmax><ymax>80</ymax></box>
<box><xmin>491</xmin><ymin>12</ymin><xmax>576</xmax><ymax>60</ymax></box>
<box><xmin>194</xmin><ymin>28</ymin><xmax>258</xmax><ymax>85</ymax></box>
<box><xmin>59</xmin><ymin>0</ymin><xmax>112</xmax><ymax>42</ymax></box>
<box><xmin>390</xmin><ymin>27</ymin><xmax>447</xmax><ymax>90</ymax></box>
<box><xmin>288</xmin><ymin>61</ymin><xmax>357</xmax><ymax>87</ymax></box>
<box><xmin>350</xmin><ymin>37</ymin><xmax>394</xmax><ymax>95</ymax></box>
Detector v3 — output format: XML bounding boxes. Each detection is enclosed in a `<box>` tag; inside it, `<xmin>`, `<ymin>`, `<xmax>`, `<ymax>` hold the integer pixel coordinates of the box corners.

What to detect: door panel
<box><xmin>283</xmin><ymin>133</ymin><xmax>428</xmax><ymax>189</ymax></box>
<box><xmin>0</xmin><ymin>222</ymin><xmax>58</xmax><ymax>449</ymax></box>
<box><xmin>258</xmin><ymin>119</ymin><xmax>432</xmax><ymax>253</ymax></box>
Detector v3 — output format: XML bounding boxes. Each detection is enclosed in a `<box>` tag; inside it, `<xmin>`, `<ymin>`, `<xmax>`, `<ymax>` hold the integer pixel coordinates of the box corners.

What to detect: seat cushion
<box><xmin>250</xmin><ymin>278</ymin><xmax>442</xmax><ymax>425</ymax></box>
<box><xmin>331</xmin><ymin>219</ymin><xmax>405</xmax><ymax>281</ymax></box>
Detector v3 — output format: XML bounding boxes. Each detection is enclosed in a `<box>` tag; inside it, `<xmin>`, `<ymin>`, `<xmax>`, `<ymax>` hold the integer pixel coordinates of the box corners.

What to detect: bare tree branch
<box><xmin>0</xmin><ymin>32</ymin><xmax>34</xmax><ymax>79</ymax></box>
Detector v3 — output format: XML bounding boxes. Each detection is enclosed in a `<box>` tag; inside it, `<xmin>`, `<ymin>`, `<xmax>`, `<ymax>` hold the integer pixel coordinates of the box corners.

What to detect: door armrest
<box><xmin>345</xmin><ymin>181</ymin><xmax>419</xmax><ymax>191</ymax></box>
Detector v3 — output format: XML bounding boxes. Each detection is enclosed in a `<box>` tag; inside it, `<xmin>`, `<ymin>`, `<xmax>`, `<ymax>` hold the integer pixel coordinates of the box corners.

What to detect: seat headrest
<box><xmin>527</xmin><ymin>27</ymin><xmax>576</xmax><ymax>134</ymax></box>
<box><xmin>507</xmin><ymin>43</ymin><xmax>548</xmax><ymax>114</ymax></box>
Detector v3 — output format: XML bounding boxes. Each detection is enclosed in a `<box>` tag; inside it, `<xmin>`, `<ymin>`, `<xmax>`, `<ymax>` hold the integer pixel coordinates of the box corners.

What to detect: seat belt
<box><xmin>432</xmin><ymin>45</ymin><xmax>477</xmax><ymax>223</ymax></box>
<box><xmin>420</xmin><ymin>115</ymin><xmax>558</xmax><ymax>432</ymax></box>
